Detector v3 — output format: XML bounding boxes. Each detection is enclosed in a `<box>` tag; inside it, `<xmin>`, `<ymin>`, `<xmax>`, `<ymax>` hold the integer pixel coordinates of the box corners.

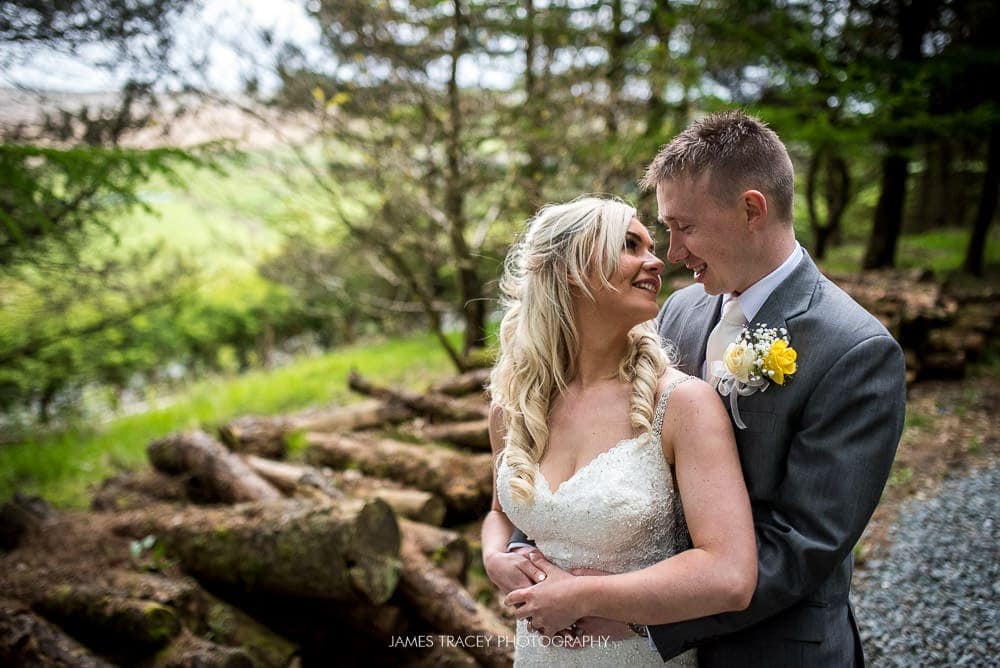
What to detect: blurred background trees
<box><xmin>1</xmin><ymin>0</ymin><xmax>997</xmax><ymax>427</ymax></box>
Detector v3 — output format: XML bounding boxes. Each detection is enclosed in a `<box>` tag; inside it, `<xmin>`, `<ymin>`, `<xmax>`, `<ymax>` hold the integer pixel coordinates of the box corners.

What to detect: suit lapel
<box><xmin>749</xmin><ymin>250</ymin><xmax>820</xmax><ymax>332</ymax></box>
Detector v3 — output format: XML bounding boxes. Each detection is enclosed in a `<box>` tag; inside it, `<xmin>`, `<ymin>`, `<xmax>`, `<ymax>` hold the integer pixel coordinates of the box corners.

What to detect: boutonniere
<box><xmin>709</xmin><ymin>323</ymin><xmax>798</xmax><ymax>429</ymax></box>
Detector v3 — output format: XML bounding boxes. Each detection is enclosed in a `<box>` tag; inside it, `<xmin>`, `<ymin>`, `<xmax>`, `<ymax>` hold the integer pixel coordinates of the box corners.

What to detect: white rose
<box><xmin>723</xmin><ymin>342</ymin><xmax>755</xmax><ymax>382</ymax></box>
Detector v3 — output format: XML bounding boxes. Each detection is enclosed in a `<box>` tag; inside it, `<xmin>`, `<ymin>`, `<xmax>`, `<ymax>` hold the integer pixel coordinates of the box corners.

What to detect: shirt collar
<box><xmin>722</xmin><ymin>243</ymin><xmax>803</xmax><ymax>322</ymax></box>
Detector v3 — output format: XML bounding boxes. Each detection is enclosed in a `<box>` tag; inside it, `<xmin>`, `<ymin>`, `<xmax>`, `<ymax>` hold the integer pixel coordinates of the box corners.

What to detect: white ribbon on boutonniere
<box><xmin>710</xmin><ymin>323</ymin><xmax>798</xmax><ymax>429</ymax></box>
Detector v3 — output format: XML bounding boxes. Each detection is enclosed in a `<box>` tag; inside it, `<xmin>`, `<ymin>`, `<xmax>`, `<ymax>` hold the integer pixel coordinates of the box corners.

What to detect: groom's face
<box><xmin>656</xmin><ymin>174</ymin><xmax>754</xmax><ymax>296</ymax></box>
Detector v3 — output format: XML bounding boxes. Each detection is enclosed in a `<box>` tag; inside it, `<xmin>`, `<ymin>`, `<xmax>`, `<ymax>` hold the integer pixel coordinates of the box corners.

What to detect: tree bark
<box><xmin>412</xmin><ymin>420</ymin><xmax>490</xmax><ymax>450</ymax></box>
<box><xmin>0</xmin><ymin>494</ymin><xmax>55</xmax><ymax>551</ymax></box>
<box><xmin>398</xmin><ymin>538</ymin><xmax>515</xmax><ymax>668</ymax></box>
<box><xmin>348</xmin><ymin>371</ymin><xmax>488</xmax><ymax>422</ymax></box>
<box><xmin>429</xmin><ymin>368</ymin><xmax>491</xmax><ymax>397</ymax></box>
<box><xmin>32</xmin><ymin>584</ymin><xmax>180</xmax><ymax>651</ymax></box>
<box><xmin>149</xmin><ymin>633</ymin><xmax>254</xmax><ymax>668</ymax></box>
<box><xmin>864</xmin><ymin>151</ymin><xmax>909</xmax><ymax>268</ymax></box>
<box><xmin>400</xmin><ymin>519</ymin><xmax>469</xmax><ymax>582</ymax></box>
<box><xmin>244</xmin><ymin>455</ymin><xmax>447</xmax><ymax>526</ymax></box>
<box><xmin>147</xmin><ymin>431</ymin><xmax>283</xmax><ymax>504</ymax></box>
<box><xmin>91</xmin><ymin>471</ymin><xmax>189</xmax><ymax>511</ymax></box>
<box><xmin>105</xmin><ymin>571</ymin><xmax>300</xmax><ymax>667</ymax></box>
<box><xmin>218</xmin><ymin>400</ymin><xmax>415</xmax><ymax>457</ymax></box>
<box><xmin>111</xmin><ymin>499</ymin><xmax>402</xmax><ymax>605</ymax></box>
<box><xmin>964</xmin><ymin>124</ymin><xmax>999</xmax><ymax>276</ymax></box>
<box><xmin>0</xmin><ymin>598</ymin><xmax>113</xmax><ymax>668</ymax></box>
<box><xmin>305</xmin><ymin>432</ymin><xmax>493</xmax><ymax>520</ymax></box>
<box><xmin>242</xmin><ymin>454</ymin><xmax>345</xmax><ymax>502</ymax></box>
<box><xmin>333</xmin><ymin>471</ymin><xmax>447</xmax><ymax>527</ymax></box>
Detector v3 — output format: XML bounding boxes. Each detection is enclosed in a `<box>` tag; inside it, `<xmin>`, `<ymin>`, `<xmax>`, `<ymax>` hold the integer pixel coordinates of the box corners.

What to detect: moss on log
<box><xmin>304</xmin><ymin>433</ymin><xmax>492</xmax><ymax>520</ymax></box>
<box><xmin>148</xmin><ymin>431</ymin><xmax>282</xmax><ymax>504</ymax></box>
<box><xmin>112</xmin><ymin>499</ymin><xmax>401</xmax><ymax>605</ymax></box>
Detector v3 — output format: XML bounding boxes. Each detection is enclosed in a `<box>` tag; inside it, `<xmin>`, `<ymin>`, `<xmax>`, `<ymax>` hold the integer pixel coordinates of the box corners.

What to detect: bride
<box><xmin>481</xmin><ymin>196</ymin><xmax>756</xmax><ymax>666</ymax></box>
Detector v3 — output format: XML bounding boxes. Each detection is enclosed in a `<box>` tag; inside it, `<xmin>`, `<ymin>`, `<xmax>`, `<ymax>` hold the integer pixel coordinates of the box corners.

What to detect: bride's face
<box><xmin>583</xmin><ymin>218</ymin><xmax>664</xmax><ymax>325</ymax></box>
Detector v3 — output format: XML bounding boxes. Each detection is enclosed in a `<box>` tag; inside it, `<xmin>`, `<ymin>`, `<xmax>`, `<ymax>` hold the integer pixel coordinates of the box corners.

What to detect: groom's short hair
<box><xmin>641</xmin><ymin>110</ymin><xmax>795</xmax><ymax>224</ymax></box>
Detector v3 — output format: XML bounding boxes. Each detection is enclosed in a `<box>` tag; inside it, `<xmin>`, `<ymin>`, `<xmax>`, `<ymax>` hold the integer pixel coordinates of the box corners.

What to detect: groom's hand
<box><xmin>483</xmin><ymin>546</ymin><xmax>548</xmax><ymax>594</ymax></box>
<box><xmin>504</xmin><ymin>551</ymin><xmax>582</xmax><ymax>637</ymax></box>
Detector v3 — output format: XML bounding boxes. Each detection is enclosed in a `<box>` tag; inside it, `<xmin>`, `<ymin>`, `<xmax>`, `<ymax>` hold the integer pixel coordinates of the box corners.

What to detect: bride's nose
<box><xmin>643</xmin><ymin>252</ymin><xmax>664</xmax><ymax>273</ymax></box>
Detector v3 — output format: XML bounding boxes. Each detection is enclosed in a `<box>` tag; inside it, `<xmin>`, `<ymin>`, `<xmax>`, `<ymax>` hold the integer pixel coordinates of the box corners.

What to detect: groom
<box><xmin>508</xmin><ymin>110</ymin><xmax>907</xmax><ymax>666</ymax></box>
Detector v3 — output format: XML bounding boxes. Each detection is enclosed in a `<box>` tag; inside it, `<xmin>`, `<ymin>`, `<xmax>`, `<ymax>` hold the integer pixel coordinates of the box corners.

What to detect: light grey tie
<box><xmin>704</xmin><ymin>296</ymin><xmax>746</xmax><ymax>380</ymax></box>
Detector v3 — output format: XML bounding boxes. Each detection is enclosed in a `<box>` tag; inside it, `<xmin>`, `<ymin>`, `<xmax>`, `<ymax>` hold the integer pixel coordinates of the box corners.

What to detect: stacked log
<box><xmin>304</xmin><ymin>432</ymin><xmax>493</xmax><ymax>521</ymax></box>
<box><xmin>828</xmin><ymin>271</ymin><xmax>998</xmax><ymax>381</ymax></box>
<box><xmin>219</xmin><ymin>399</ymin><xmax>415</xmax><ymax>458</ymax></box>
<box><xmin>3</xmin><ymin>368</ymin><xmax>519</xmax><ymax>666</ymax></box>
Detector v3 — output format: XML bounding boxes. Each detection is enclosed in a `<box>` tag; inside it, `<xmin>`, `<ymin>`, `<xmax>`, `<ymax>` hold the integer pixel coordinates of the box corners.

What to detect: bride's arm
<box><xmin>505</xmin><ymin>379</ymin><xmax>756</xmax><ymax>631</ymax></box>
<box><xmin>482</xmin><ymin>404</ymin><xmax>547</xmax><ymax>594</ymax></box>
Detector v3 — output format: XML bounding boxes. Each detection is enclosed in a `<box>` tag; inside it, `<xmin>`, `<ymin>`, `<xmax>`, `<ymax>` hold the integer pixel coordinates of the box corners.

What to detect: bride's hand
<box><xmin>484</xmin><ymin>546</ymin><xmax>548</xmax><ymax>594</ymax></box>
<box><xmin>504</xmin><ymin>551</ymin><xmax>582</xmax><ymax>636</ymax></box>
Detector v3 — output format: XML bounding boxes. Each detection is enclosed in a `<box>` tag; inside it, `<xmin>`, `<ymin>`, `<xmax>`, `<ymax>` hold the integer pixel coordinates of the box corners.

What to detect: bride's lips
<box><xmin>631</xmin><ymin>276</ymin><xmax>662</xmax><ymax>295</ymax></box>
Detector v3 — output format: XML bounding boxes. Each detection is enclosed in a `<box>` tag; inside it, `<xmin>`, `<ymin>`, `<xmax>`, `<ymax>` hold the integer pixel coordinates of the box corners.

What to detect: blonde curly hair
<box><xmin>490</xmin><ymin>196</ymin><xmax>669</xmax><ymax>504</ymax></box>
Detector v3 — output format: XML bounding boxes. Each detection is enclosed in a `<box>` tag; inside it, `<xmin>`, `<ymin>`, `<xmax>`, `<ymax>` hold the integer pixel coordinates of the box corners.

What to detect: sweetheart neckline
<box><xmin>536</xmin><ymin>433</ymin><xmax>653</xmax><ymax>496</ymax></box>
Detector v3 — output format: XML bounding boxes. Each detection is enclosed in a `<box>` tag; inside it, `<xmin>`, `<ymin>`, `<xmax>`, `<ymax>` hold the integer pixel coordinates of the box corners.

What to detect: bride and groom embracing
<box><xmin>481</xmin><ymin>111</ymin><xmax>907</xmax><ymax>667</ymax></box>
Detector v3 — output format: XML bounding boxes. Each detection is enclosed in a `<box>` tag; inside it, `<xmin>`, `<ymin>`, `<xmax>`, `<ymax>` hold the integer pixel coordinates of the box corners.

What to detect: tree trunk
<box><xmin>241</xmin><ymin>454</ymin><xmax>345</xmax><ymax>502</ymax></box>
<box><xmin>111</xmin><ymin>499</ymin><xmax>402</xmax><ymax>605</ymax></box>
<box><xmin>218</xmin><ymin>400</ymin><xmax>415</xmax><ymax>457</ymax></box>
<box><xmin>964</xmin><ymin>124</ymin><xmax>999</xmax><ymax>277</ymax></box>
<box><xmin>91</xmin><ymin>471</ymin><xmax>189</xmax><ymax>511</ymax></box>
<box><xmin>865</xmin><ymin>151</ymin><xmax>909</xmax><ymax>268</ymax></box>
<box><xmin>0</xmin><ymin>494</ymin><xmax>55</xmax><ymax>551</ymax></box>
<box><xmin>243</xmin><ymin>455</ymin><xmax>447</xmax><ymax>526</ymax></box>
<box><xmin>807</xmin><ymin>147</ymin><xmax>851</xmax><ymax>260</ymax></box>
<box><xmin>304</xmin><ymin>432</ymin><xmax>493</xmax><ymax>520</ymax></box>
<box><xmin>399</xmin><ymin>519</ymin><xmax>470</xmax><ymax>582</ymax></box>
<box><xmin>147</xmin><ymin>431</ymin><xmax>282</xmax><ymax>504</ymax></box>
<box><xmin>412</xmin><ymin>419</ymin><xmax>490</xmax><ymax>450</ymax></box>
<box><xmin>0</xmin><ymin>598</ymin><xmax>113</xmax><ymax>668</ymax></box>
<box><xmin>32</xmin><ymin>584</ymin><xmax>181</xmax><ymax>651</ymax></box>
<box><xmin>106</xmin><ymin>571</ymin><xmax>299</xmax><ymax>668</ymax></box>
<box><xmin>398</xmin><ymin>538</ymin><xmax>515</xmax><ymax>668</ymax></box>
<box><xmin>149</xmin><ymin>634</ymin><xmax>254</xmax><ymax>668</ymax></box>
<box><xmin>863</xmin><ymin>0</ymin><xmax>932</xmax><ymax>269</ymax></box>
<box><xmin>348</xmin><ymin>371</ymin><xmax>488</xmax><ymax>422</ymax></box>
<box><xmin>333</xmin><ymin>471</ymin><xmax>447</xmax><ymax>526</ymax></box>
<box><xmin>429</xmin><ymin>368</ymin><xmax>491</xmax><ymax>397</ymax></box>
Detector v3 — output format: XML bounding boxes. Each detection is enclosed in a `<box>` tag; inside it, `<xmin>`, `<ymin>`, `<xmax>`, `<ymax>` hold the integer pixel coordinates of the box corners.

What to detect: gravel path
<box><xmin>854</xmin><ymin>464</ymin><xmax>999</xmax><ymax>666</ymax></box>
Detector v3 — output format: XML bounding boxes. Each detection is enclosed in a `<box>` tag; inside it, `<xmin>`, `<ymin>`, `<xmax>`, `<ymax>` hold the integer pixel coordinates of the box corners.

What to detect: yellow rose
<box><xmin>763</xmin><ymin>339</ymin><xmax>797</xmax><ymax>385</ymax></box>
<box><xmin>723</xmin><ymin>342</ymin><xmax>755</xmax><ymax>382</ymax></box>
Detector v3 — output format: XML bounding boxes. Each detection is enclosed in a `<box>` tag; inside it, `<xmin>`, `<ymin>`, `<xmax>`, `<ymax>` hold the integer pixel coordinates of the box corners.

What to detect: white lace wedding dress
<box><xmin>497</xmin><ymin>376</ymin><xmax>698</xmax><ymax>667</ymax></box>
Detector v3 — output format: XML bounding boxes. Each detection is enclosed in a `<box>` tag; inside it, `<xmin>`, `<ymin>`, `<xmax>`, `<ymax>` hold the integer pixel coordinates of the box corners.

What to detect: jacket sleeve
<box><xmin>507</xmin><ymin>527</ymin><xmax>536</xmax><ymax>550</ymax></box>
<box><xmin>649</xmin><ymin>334</ymin><xmax>907</xmax><ymax>659</ymax></box>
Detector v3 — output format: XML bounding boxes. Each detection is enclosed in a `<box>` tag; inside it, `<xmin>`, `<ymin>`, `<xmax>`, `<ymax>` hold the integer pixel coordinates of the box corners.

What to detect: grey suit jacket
<box><xmin>649</xmin><ymin>251</ymin><xmax>906</xmax><ymax>667</ymax></box>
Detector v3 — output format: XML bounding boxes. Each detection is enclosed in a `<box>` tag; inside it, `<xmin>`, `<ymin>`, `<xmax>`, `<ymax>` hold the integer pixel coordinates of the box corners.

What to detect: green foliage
<box><xmin>0</xmin><ymin>144</ymin><xmax>202</xmax><ymax>268</ymax></box>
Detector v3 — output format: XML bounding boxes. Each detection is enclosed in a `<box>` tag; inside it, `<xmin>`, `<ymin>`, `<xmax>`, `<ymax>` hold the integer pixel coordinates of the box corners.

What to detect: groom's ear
<box><xmin>742</xmin><ymin>190</ymin><xmax>768</xmax><ymax>229</ymax></box>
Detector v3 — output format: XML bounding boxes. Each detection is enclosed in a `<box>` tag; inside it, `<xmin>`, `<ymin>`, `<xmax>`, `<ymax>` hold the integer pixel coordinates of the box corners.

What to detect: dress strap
<box><xmin>652</xmin><ymin>375</ymin><xmax>695</xmax><ymax>441</ymax></box>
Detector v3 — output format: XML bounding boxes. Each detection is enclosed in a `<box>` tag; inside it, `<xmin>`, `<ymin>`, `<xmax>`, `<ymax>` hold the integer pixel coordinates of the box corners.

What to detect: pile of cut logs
<box><xmin>668</xmin><ymin>269</ymin><xmax>1000</xmax><ymax>383</ymax></box>
<box><xmin>827</xmin><ymin>270</ymin><xmax>999</xmax><ymax>382</ymax></box>
<box><xmin>1</xmin><ymin>368</ymin><xmax>510</xmax><ymax>667</ymax></box>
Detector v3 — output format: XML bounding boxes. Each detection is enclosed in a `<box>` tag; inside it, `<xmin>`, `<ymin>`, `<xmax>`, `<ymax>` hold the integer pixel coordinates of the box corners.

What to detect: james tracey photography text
<box><xmin>388</xmin><ymin>634</ymin><xmax>612</xmax><ymax>649</ymax></box>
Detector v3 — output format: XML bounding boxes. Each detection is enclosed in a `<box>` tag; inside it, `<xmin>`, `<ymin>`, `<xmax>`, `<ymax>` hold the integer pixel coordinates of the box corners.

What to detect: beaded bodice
<box><xmin>497</xmin><ymin>376</ymin><xmax>693</xmax><ymax>574</ymax></box>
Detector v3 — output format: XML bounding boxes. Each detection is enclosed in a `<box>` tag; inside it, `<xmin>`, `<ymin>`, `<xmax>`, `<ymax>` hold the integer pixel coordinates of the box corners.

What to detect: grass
<box><xmin>0</xmin><ymin>332</ymin><xmax>461</xmax><ymax>508</ymax></box>
<box><xmin>815</xmin><ymin>227</ymin><xmax>1000</xmax><ymax>276</ymax></box>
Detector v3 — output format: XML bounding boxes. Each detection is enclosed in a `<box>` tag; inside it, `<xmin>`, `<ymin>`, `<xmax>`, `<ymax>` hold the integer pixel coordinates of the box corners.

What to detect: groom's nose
<box><xmin>666</xmin><ymin>234</ymin><xmax>687</xmax><ymax>264</ymax></box>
